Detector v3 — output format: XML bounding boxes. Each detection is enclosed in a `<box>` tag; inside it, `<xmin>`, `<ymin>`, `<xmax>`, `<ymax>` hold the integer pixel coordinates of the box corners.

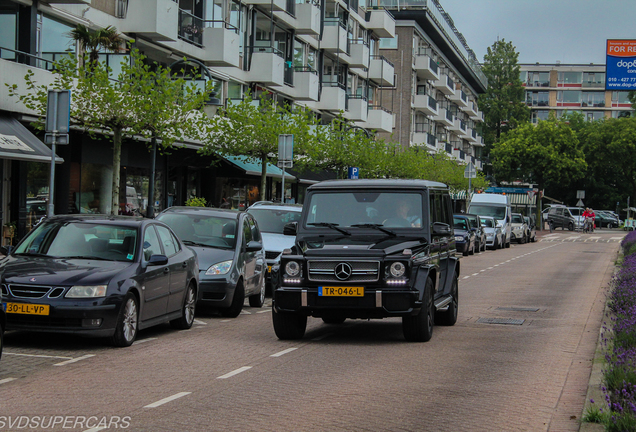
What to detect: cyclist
<box><xmin>582</xmin><ymin>208</ymin><xmax>595</xmax><ymax>233</ymax></box>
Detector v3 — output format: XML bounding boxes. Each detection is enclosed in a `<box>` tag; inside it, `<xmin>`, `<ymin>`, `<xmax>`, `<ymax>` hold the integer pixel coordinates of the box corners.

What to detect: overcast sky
<box><xmin>438</xmin><ymin>0</ymin><xmax>635</xmax><ymax>65</ymax></box>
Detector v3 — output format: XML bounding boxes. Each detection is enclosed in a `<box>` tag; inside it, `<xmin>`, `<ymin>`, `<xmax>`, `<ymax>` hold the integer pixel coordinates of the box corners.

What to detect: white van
<box><xmin>467</xmin><ymin>193</ymin><xmax>512</xmax><ymax>248</ymax></box>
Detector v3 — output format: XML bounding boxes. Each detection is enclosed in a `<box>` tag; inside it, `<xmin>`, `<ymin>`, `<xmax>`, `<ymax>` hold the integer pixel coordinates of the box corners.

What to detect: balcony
<box><xmin>412</xmin><ymin>94</ymin><xmax>438</xmax><ymax>117</ymax></box>
<box><xmin>322</xmin><ymin>19</ymin><xmax>348</xmax><ymax>53</ymax></box>
<box><xmin>0</xmin><ymin>53</ymin><xmax>57</xmax><ymax>115</ymax></box>
<box><xmin>247</xmin><ymin>48</ymin><xmax>285</xmax><ymax>86</ymax></box>
<box><xmin>434</xmin><ymin>107</ymin><xmax>454</xmax><ymax>127</ymax></box>
<box><xmin>464</xmin><ymin>100</ymin><xmax>478</xmax><ymax>117</ymax></box>
<box><xmin>317</xmin><ymin>84</ymin><xmax>347</xmax><ymax>112</ymax></box>
<box><xmin>447</xmin><ymin>116</ymin><xmax>461</xmax><ymax>132</ymax></box>
<box><xmin>344</xmin><ymin>96</ymin><xmax>368</xmax><ymax>122</ymax></box>
<box><xmin>242</xmin><ymin>0</ymin><xmax>286</xmax><ymax>11</ymax></box>
<box><xmin>414</xmin><ymin>54</ymin><xmax>439</xmax><ymax>81</ymax></box>
<box><xmin>470</xmin><ymin>108</ymin><xmax>484</xmax><ymax>122</ymax></box>
<box><xmin>474</xmin><ymin>132</ymin><xmax>484</xmax><ymax>147</ymax></box>
<box><xmin>122</xmin><ymin>0</ymin><xmax>179</xmax><ymax>41</ymax></box>
<box><xmin>340</xmin><ymin>41</ymin><xmax>369</xmax><ymax>68</ymax></box>
<box><xmin>274</xmin><ymin>1</ymin><xmax>321</xmax><ymax>35</ymax></box>
<box><xmin>358</xmin><ymin>106</ymin><xmax>392</xmax><ymax>133</ymax></box>
<box><xmin>450</xmin><ymin>89</ymin><xmax>468</xmax><ymax>108</ymax></box>
<box><xmin>292</xmin><ymin>67</ymin><xmax>319</xmax><ymax>101</ymax></box>
<box><xmin>200</xmin><ymin>23</ymin><xmax>240</xmax><ymax>67</ymax></box>
<box><xmin>412</xmin><ymin>130</ymin><xmax>437</xmax><ymax>150</ymax></box>
<box><xmin>453</xmin><ymin>148</ymin><xmax>466</xmax><ymax>161</ymax></box>
<box><xmin>465</xmin><ymin>127</ymin><xmax>476</xmax><ymax>143</ymax></box>
<box><xmin>369</xmin><ymin>55</ymin><xmax>394</xmax><ymax>87</ymax></box>
<box><xmin>365</xmin><ymin>9</ymin><xmax>396</xmax><ymax>38</ymax></box>
<box><xmin>434</xmin><ymin>73</ymin><xmax>455</xmax><ymax>96</ymax></box>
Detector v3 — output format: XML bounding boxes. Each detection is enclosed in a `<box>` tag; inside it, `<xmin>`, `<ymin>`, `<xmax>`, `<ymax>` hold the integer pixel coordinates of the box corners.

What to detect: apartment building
<box><xmin>378</xmin><ymin>0</ymin><xmax>488</xmax><ymax>169</ymax></box>
<box><xmin>520</xmin><ymin>63</ymin><xmax>634</xmax><ymax>122</ymax></box>
<box><xmin>0</xmin><ymin>0</ymin><xmax>396</xmax><ymax>240</ymax></box>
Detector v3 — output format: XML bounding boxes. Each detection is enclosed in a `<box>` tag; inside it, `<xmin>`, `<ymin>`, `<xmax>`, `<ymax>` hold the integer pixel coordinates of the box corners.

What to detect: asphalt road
<box><xmin>0</xmin><ymin>229</ymin><xmax>623</xmax><ymax>432</ymax></box>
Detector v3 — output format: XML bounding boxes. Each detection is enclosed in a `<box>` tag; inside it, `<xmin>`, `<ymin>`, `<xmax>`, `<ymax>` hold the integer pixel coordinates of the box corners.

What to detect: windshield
<box><xmin>480</xmin><ymin>218</ymin><xmax>494</xmax><ymax>228</ymax></box>
<box><xmin>14</xmin><ymin>221</ymin><xmax>138</xmax><ymax>262</ymax></box>
<box><xmin>468</xmin><ymin>204</ymin><xmax>506</xmax><ymax>220</ymax></box>
<box><xmin>248</xmin><ymin>208</ymin><xmax>302</xmax><ymax>233</ymax></box>
<box><xmin>453</xmin><ymin>217</ymin><xmax>468</xmax><ymax>231</ymax></box>
<box><xmin>157</xmin><ymin>213</ymin><xmax>237</xmax><ymax>249</ymax></box>
<box><xmin>305</xmin><ymin>191</ymin><xmax>424</xmax><ymax>229</ymax></box>
<box><xmin>511</xmin><ymin>215</ymin><xmax>524</xmax><ymax>224</ymax></box>
<box><xmin>569</xmin><ymin>208</ymin><xmax>582</xmax><ymax>216</ymax></box>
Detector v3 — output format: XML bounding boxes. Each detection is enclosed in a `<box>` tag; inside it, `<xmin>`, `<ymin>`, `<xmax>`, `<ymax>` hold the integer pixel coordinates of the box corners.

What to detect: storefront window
<box><xmin>38</xmin><ymin>15</ymin><xmax>75</xmax><ymax>63</ymax></box>
<box><xmin>0</xmin><ymin>11</ymin><xmax>17</xmax><ymax>59</ymax></box>
<box><xmin>79</xmin><ymin>163</ymin><xmax>113</xmax><ymax>214</ymax></box>
<box><xmin>25</xmin><ymin>162</ymin><xmax>50</xmax><ymax>231</ymax></box>
<box><xmin>122</xmin><ymin>168</ymin><xmax>164</xmax><ymax>217</ymax></box>
<box><xmin>216</xmin><ymin>177</ymin><xmax>260</xmax><ymax>209</ymax></box>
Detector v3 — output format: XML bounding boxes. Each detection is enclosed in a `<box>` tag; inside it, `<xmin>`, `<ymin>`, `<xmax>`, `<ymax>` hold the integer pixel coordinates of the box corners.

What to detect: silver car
<box><xmin>247</xmin><ymin>202</ymin><xmax>303</xmax><ymax>289</ymax></box>
<box><xmin>479</xmin><ymin>216</ymin><xmax>503</xmax><ymax>250</ymax></box>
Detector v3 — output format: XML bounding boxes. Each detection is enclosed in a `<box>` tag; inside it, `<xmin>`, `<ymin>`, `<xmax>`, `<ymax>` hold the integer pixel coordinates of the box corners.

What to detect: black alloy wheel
<box><xmin>402</xmin><ymin>277</ymin><xmax>434</xmax><ymax>342</ymax></box>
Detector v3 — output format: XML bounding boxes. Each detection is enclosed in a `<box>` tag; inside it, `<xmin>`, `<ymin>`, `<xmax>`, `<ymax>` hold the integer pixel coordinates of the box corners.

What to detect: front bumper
<box><xmin>198</xmin><ymin>275</ymin><xmax>237</xmax><ymax>308</ymax></box>
<box><xmin>273</xmin><ymin>286</ymin><xmax>421</xmax><ymax>319</ymax></box>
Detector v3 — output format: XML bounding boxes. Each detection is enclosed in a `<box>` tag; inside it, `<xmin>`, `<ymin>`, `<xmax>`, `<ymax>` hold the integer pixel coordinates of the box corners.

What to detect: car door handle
<box><xmin>182</xmin><ymin>262</ymin><xmax>188</xmax><ymax>268</ymax></box>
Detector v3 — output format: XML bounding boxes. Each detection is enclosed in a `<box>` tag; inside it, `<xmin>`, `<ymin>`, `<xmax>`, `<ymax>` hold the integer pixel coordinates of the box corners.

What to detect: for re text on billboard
<box><xmin>606</xmin><ymin>39</ymin><xmax>636</xmax><ymax>91</ymax></box>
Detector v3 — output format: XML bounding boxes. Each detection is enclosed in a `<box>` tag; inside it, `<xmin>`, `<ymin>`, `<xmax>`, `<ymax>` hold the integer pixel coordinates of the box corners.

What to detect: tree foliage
<box><xmin>478</xmin><ymin>39</ymin><xmax>530</xmax><ymax>158</ymax></box>
<box><xmin>8</xmin><ymin>42</ymin><xmax>211</xmax><ymax>215</ymax></box>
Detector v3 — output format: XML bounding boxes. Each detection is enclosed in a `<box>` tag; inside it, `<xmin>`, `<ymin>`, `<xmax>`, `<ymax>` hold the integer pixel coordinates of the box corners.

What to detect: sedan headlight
<box><xmin>65</xmin><ymin>285</ymin><xmax>107</xmax><ymax>298</ymax></box>
<box><xmin>285</xmin><ymin>261</ymin><xmax>301</xmax><ymax>277</ymax></box>
<box><xmin>389</xmin><ymin>262</ymin><xmax>406</xmax><ymax>278</ymax></box>
<box><xmin>454</xmin><ymin>236</ymin><xmax>464</xmax><ymax>241</ymax></box>
<box><xmin>205</xmin><ymin>260</ymin><xmax>233</xmax><ymax>275</ymax></box>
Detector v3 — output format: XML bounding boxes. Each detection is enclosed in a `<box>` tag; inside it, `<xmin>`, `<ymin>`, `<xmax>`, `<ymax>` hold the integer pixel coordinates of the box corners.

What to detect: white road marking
<box><xmin>0</xmin><ymin>378</ymin><xmax>17</xmax><ymax>385</ymax></box>
<box><xmin>256</xmin><ymin>309</ymin><xmax>272</xmax><ymax>314</ymax></box>
<box><xmin>463</xmin><ymin>276</ymin><xmax>470</xmax><ymax>279</ymax></box>
<box><xmin>221</xmin><ymin>319</ymin><xmax>232</xmax><ymax>322</ymax></box>
<box><xmin>271</xmin><ymin>348</ymin><xmax>298</xmax><ymax>357</ymax></box>
<box><xmin>53</xmin><ymin>354</ymin><xmax>95</xmax><ymax>366</ymax></box>
<box><xmin>193</xmin><ymin>319</ymin><xmax>208</xmax><ymax>325</ymax></box>
<box><xmin>144</xmin><ymin>392</ymin><xmax>191</xmax><ymax>408</ymax></box>
<box><xmin>3</xmin><ymin>352</ymin><xmax>72</xmax><ymax>360</ymax></box>
<box><xmin>217</xmin><ymin>366</ymin><xmax>252</xmax><ymax>379</ymax></box>
<box><xmin>494</xmin><ymin>264</ymin><xmax>500</xmax><ymax>267</ymax></box>
<box><xmin>611</xmin><ymin>237</ymin><xmax>623</xmax><ymax>240</ymax></box>
<box><xmin>83</xmin><ymin>427</ymin><xmax>107</xmax><ymax>432</ymax></box>
<box><xmin>240</xmin><ymin>310</ymin><xmax>252</xmax><ymax>315</ymax></box>
<box><xmin>472</xmin><ymin>273</ymin><xmax>479</xmax><ymax>276</ymax></box>
<box><xmin>312</xmin><ymin>333</ymin><xmax>333</xmax><ymax>341</ymax></box>
<box><xmin>480</xmin><ymin>269</ymin><xmax>486</xmax><ymax>272</ymax></box>
<box><xmin>132</xmin><ymin>337</ymin><xmax>158</xmax><ymax>346</ymax></box>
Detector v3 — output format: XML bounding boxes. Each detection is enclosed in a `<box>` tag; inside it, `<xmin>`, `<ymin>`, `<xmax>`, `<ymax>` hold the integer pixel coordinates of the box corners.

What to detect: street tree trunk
<box><xmin>260</xmin><ymin>154</ymin><xmax>267</xmax><ymax>201</ymax></box>
<box><xmin>111</xmin><ymin>127</ymin><xmax>122</xmax><ymax>216</ymax></box>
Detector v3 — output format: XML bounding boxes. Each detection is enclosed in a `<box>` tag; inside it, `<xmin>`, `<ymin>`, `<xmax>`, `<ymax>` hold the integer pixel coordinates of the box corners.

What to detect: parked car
<box><xmin>524</xmin><ymin>216</ymin><xmax>537</xmax><ymax>242</ymax></box>
<box><xmin>479</xmin><ymin>216</ymin><xmax>502</xmax><ymax>250</ymax></box>
<box><xmin>464</xmin><ymin>213</ymin><xmax>486</xmax><ymax>253</ymax></box>
<box><xmin>246</xmin><ymin>202</ymin><xmax>303</xmax><ymax>291</ymax></box>
<box><xmin>0</xmin><ymin>215</ymin><xmax>199</xmax><ymax>347</ymax></box>
<box><xmin>547</xmin><ymin>206</ymin><xmax>576</xmax><ymax>231</ymax></box>
<box><xmin>156</xmin><ymin>207</ymin><xmax>266</xmax><ymax>317</ymax></box>
<box><xmin>510</xmin><ymin>213</ymin><xmax>528</xmax><ymax>243</ymax></box>
<box><xmin>273</xmin><ymin>179</ymin><xmax>459</xmax><ymax>343</ymax></box>
<box><xmin>467</xmin><ymin>193</ymin><xmax>512</xmax><ymax>248</ymax></box>
<box><xmin>567</xmin><ymin>207</ymin><xmax>585</xmax><ymax>230</ymax></box>
<box><xmin>596</xmin><ymin>211</ymin><xmax>618</xmax><ymax>228</ymax></box>
<box><xmin>454</xmin><ymin>214</ymin><xmax>476</xmax><ymax>256</ymax></box>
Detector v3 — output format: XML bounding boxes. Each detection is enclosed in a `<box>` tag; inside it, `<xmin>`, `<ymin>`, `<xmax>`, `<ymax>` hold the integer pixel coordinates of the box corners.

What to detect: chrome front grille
<box><xmin>307</xmin><ymin>260</ymin><xmax>380</xmax><ymax>283</ymax></box>
<box><xmin>8</xmin><ymin>284</ymin><xmax>53</xmax><ymax>299</ymax></box>
<box><xmin>265</xmin><ymin>251</ymin><xmax>281</xmax><ymax>260</ymax></box>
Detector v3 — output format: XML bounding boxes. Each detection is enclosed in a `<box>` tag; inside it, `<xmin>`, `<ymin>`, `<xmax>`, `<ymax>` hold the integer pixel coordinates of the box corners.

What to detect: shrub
<box><xmin>185</xmin><ymin>197</ymin><xmax>207</xmax><ymax>207</ymax></box>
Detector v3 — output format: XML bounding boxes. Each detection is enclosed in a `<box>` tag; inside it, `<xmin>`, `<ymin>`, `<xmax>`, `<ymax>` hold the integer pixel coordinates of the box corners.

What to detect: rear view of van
<box><xmin>467</xmin><ymin>193</ymin><xmax>512</xmax><ymax>248</ymax></box>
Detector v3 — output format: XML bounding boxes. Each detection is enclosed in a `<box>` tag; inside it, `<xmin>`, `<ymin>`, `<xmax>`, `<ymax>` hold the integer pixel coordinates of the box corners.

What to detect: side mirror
<box><xmin>147</xmin><ymin>254</ymin><xmax>168</xmax><ymax>266</ymax></box>
<box><xmin>432</xmin><ymin>222</ymin><xmax>451</xmax><ymax>235</ymax></box>
<box><xmin>496</xmin><ymin>224</ymin><xmax>503</xmax><ymax>229</ymax></box>
<box><xmin>246</xmin><ymin>240</ymin><xmax>262</xmax><ymax>252</ymax></box>
<box><xmin>283</xmin><ymin>221</ymin><xmax>298</xmax><ymax>236</ymax></box>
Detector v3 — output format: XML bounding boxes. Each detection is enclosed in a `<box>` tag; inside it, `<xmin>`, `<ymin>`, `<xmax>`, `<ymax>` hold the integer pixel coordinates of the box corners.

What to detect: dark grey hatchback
<box><xmin>156</xmin><ymin>207</ymin><xmax>266</xmax><ymax>317</ymax></box>
<box><xmin>0</xmin><ymin>215</ymin><xmax>199</xmax><ymax>347</ymax></box>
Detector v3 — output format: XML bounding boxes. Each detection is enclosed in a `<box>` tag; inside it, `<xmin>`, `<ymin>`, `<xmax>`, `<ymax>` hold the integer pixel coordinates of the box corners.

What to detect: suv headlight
<box><xmin>65</xmin><ymin>285</ymin><xmax>107</xmax><ymax>298</ymax></box>
<box><xmin>389</xmin><ymin>262</ymin><xmax>406</xmax><ymax>278</ymax></box>
<box><xmin>206</xmin><ymin>260</ymin><xmax>233</xmax><ymax>275</ymax></box>
<box><xmin>285</xmin><ymin>261</ymin><xmax>301</xmax><ymax>277</ymax></box>
<box><xmin>454</xmin><ymin>235</ymin><xmax>464</xmax><ymax>241</ymax></box>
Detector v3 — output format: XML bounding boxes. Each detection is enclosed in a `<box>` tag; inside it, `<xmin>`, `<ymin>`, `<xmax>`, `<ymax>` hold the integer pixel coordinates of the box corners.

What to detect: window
<box><xmin>583</xmin><ymin>72</ymin><xmax>605</xmax><ymax>85</ymax></box>
<box><xmin>156</xmin><ymin>225</ymin><xmax>179</xmax><ymax>256</ymax></box>
<box><xmin>557</xmin><ymin>71</ymin><xmax>582</xmax><ymax>84</ymax></box>
<box><xmin>526</xmin><ymin>91</ymin><xmax>549</xmax><ymax>107</ymax></box>
<box><xmin>581</xmin><ymin>92</ymin><xmax>605</xmax><ymax>107</ymax></box>
<box><xmin>612</xmin><ymin>91</ymin><xmax>631</xmax><ymax>104</ymax></box>
<box><xmin>248</xmin><ymin>216</ymin><xmax>261</xmax><ymax>242</ymax></box>
<box><xmin>379</xmin><ymin>36</ymin><xmax>398</xmax><ymax>49</ymax></box>
<box><xmin>143</xmin><ymin>226</ymin><xmax>162</xmax><ymax>261</ymax></box>
<box><xmin>531</xmin><ymin>110</ymin><xmax>549</xmax><ymax>123</ymax></box>
<box><xmin>583</xmin><ymin>111</ymin><xmax>605</xmax><ymax>122</ymax></box>
<box><xmin>242</xmin><ymin>219</ymin><xmax>253</xmax><ymax>244</ymax></box>
<box><xmin>557</xmin><ymin>91</ymin><xmax>581</xmax><ymax>103</ymax></box>
<box><xmin>38</xmin><ymin>15</ymin><xmax>75</xmax><ymax>62</ymax></box>
<box><xmin>527</xmin><ymin>71</ymin><xmax>549</xmax><ymax>87</ymax></box>
<box><xmin>0</xmin><ymin>10</ymin><xmax>17</xmax><ymax>59</ymax></box>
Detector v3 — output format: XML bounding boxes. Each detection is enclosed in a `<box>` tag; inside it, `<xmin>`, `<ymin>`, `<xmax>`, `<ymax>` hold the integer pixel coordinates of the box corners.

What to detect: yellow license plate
<box><xmin>268</xmin><ymin>266</ymin><xmax>272</xmax><ymax>273</ymax></box>
<box><xmin>5</xmin><ymin>302</ymin><xmax>50</xmax><ymax>315</ymax></box>
<box><xmin>318</xmin><ymin>287</ymin><xmax>364</xmax><ymax>297</ymax></box>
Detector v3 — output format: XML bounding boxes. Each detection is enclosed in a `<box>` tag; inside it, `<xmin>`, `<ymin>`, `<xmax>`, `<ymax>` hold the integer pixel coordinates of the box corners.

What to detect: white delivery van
<box><xmin>467</xmin><ymin>193</ymin><xmax>512</xmax><ymax>248</ymax></box>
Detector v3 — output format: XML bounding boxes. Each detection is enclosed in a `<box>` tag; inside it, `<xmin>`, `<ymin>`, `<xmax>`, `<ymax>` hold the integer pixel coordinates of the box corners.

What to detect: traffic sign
<box><xmin>463</xmin><ymin>162</ymin><xmax>476</xmax><ymax>179</ymax></box>
<box><xmin>44</xmin><ymin>89</ymin><xmax>71</xmax><ymax>145</ymax></box>
<box><xmin>576</xmin><ymin>190</ymin><xmax>585</xmax><ymax>199</ymax></box>
<box><xmin>348</xmin><ymin>167</ymin><xmax>359</xmax><ymax>179</ymax></box>
<box><xmin>576</xmin><ymin>199</ymin><xmax>584</xmax><ymax>207</ymax></box>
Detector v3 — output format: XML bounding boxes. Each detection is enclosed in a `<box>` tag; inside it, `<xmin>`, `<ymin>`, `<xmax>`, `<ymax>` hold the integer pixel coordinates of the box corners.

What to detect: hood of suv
<box><xmin>299</xmin><ymin>235</ymin><xmax>427</xmax><ymax>258</ymax></box>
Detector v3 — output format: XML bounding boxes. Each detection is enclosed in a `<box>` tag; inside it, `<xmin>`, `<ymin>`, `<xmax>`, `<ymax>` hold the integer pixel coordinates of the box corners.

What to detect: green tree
<box><xmin>491</xmin><ymin>118</ymin><xmax>586</xmax><ymax>226</ymax></box>
<box><xmin>201</xmin><ymin>92</ymin><xmax>319</xmax><ymax>200</ymax></box>
<box><xmin>478</xmin><ymin>39</ymin><xmax>530</xmax><ymax>167</ymax></box>
<box><xmin>8</xmin><ymin>47</ymin><xmax>210</xmax><ymax>215</ymax></box>
<box><xmin>68</xmin><ymin>25</ymin><xmax>124</xmax><ymax>67</ymax></box>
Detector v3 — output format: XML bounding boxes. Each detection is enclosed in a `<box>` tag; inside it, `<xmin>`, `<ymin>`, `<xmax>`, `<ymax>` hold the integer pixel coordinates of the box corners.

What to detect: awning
<box><xmin>224</xmin><ymin>155</ymin><xmax>295</xmax><ymax>180</ymax></box>
<box><xmin>0</xmin><ymin>115</ymin><xmax>64</xmax><ymax>164</ymax></box>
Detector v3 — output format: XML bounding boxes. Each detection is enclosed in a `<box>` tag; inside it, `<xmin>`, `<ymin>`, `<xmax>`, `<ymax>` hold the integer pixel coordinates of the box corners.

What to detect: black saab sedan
<box><xmin>453</xmin><ymin>215</ymin><xmax>476</xmax><ymax>256</ymax></box>
<box><xmin>0</xmin><ymin>215</ymin><xmax>199</xmax><ymax>347</ymax></box>
<box><xmin>156</xmin><ymin>207</ymin><xmax>266</xmax><ymax>317</ymax></box>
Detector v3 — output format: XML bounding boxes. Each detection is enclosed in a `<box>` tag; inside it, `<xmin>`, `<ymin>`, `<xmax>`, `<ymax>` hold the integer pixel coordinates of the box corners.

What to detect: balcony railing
<box><xmin>0</xmin><ymin>47</ymin><xmax>68</xmax><ymax>71</ymax></box>
<box><xmin>369</xmin><ymin>104</ymin><xmax>392</xmax><ymax>114</ymax></box>
<box><xmin>414</xmin><ymin>123</ymin><xmax>429</xmax><ymax>133</ymax></box>
<box><xmin>294</xmin><ymin>65</ymin><xmax>318</xmax><ymax>74</ymax></box>
<box><xmin>370</xmin><ymin>54</ymin><xmax>394</xmax><ymax>68</ymax></box>
<box><xmin>446</xmin><ymin>74</ymin><xmax>454</xmax><ymax>89</ymax></box>
<box><xmin>178</xmin><ymin>9</ymin><xmax>204</xmax><ymax>47</ymax></box>
<box><xmin>527</xmin><ymin>80</ymin><xmax>550</xmax><ymax>87</ymax></box>
<box><xmin>445</xmin><ymin>143</ymin><xmax>452</xmax><ymax>153</ymax></box>
<box><xmin>324</xmin><ymin>16</ymin><xmax>347</xmax><ymax>29</ymax></box>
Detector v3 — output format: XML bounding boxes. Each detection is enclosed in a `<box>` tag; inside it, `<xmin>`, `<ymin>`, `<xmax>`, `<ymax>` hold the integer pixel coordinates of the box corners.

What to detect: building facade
<box><xmin>520</xmin><ymin>63</ymin><xmax>634</xmax><ymax>122</ymax></box>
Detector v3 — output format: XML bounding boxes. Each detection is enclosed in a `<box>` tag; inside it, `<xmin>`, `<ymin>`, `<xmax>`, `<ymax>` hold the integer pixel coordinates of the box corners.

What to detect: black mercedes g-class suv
<box><xmin>272</xmin><ymin>179</ymin><xmax>460</xmax><ymax>342</ymax></box>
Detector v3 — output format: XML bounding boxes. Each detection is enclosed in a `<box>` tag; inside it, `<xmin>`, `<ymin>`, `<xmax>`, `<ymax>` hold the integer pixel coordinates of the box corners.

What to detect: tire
<box><xmin>475</xmin><ymin>241</ymin><xmax>481</xmax><ymax>253</ymax></box>
<box><xmin>505</xmin><ymin>238</ymin><xmax>511</xmax><ymax>248</ymax></box>
<box><xmin>221</xmin><ymin>281</ymin><xmax>244</xmax><ymax>318</ymax></box>
<box><xmin>322</xmin><ymin>317</ymin><xmax>346</xmax><ymax>324</ymax></box>
<box><xmin>249</xmin><ymin>275</ymin><xmax>266</xmax><ymax>308</ymax></box>
<box><xmin>402</xmin><ymin>277</ymin><xmax>434</xmax><ymax>342</ymax></box>
<box><xmin>170</xmin><ymin>282</ymin><xmax>196</xmax><ymax>330</ymax></box>
<box><xmin>549</xmin><ymin>222</ymin><xmax>554</xmax><ymax>233</ymax></box>
<box><xmin>468</xmin><ymin>243</ymin><xmax>475</xmax><ymax>255</ymax></box>
<box><xmin>435</xmin><ymin>273</ymin><xmax>458</xmax><ymax>326</ymax></box>
<box><xmin>462</xmin><ymin>246</ymin><xmax>469</xmax><ymax>257</ymax></box>
<box><xmin>519</xmin><ymin>234</ymin><xmax>526</xmax><ymax>244</ymax></box>
<box><xmin>112</xmin><ymin>292</ymin><xmax>139</xmax><ymax>347</ymax></box>
<box><xmin>272</xmin><ymin>309</ymin><xmax>307</xmax><ymax>340</ymax></box>
<box><xmin>496</xmin><ymin>238</ymin><xmax>502</xmax><ymax>250</ymax></box>
<box><xmin>568</xmin><ymin>222</ymin><xmax>574</xmax><ymax>231</ymax></box>
<box><xmin>482</xmin><ymin>240</ymin><xmax>486</xmax><ymax>252</ymax></box>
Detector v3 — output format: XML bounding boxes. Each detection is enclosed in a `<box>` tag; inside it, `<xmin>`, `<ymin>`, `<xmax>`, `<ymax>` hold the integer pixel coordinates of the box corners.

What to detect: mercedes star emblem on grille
<box><xmin>334</xmin><ymin>262</ymin><xmax>352</xmax><ymax>280</ymax></box>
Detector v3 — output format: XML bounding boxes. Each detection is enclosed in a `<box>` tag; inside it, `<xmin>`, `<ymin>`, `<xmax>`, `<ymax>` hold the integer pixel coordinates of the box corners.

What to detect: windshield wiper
<box><xmin>350</xmin><ymin>224</ymin><xmax>397</xmax><ymax>237</ymax></box>
<box><xmin>307</xmin><ymin>222</ymin><xmax>351</xmax><ymax>236</ymax></box>
<box><xmin>182</xmin><ymin>240</ymin><xmax>210</xmax><ymax>247</ymax></box>
<box><xmin>13</xmin><ymin>252</ymin><xmax>50</xmax><ymax>257</ymax></box>
<box><xmin>63</xmin><ymin>255</ymin><xmax>110</xmax><ymax>261</ymax></box>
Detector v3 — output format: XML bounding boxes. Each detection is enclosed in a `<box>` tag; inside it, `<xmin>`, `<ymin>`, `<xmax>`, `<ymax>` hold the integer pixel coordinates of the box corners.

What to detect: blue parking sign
<box><xmin>348</xmin><ymin>167</ymin><xmax>359</xmax><ymax>179</ymax></box>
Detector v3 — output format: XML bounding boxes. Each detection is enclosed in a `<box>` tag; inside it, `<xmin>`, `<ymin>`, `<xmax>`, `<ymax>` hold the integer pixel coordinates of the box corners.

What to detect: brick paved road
<box><xmin>0</xmin><ymin>230</ymin><xmax>621</xmax><ymax>432</ymax></box>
